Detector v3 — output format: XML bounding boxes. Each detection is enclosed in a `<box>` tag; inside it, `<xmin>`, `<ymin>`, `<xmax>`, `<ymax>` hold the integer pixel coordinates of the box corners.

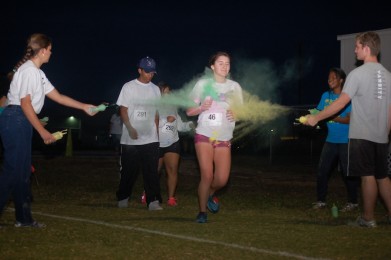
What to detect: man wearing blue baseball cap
<box><xmin>138</xmin><ymin>56</ymin><xmax>157</xmax><ymax>74</ymax></box>
<box><xmin>115</xmin><ymin>56</ymin><xmax>163</xmax><ymax>210</ymax></box>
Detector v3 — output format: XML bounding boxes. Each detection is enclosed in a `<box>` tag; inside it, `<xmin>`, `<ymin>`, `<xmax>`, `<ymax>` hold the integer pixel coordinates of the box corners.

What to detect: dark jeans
<box><xmin>116</xmin><ymin>142</ymin><xmax>162</xmax><ymax>205</ymax></box>
<box><xmin>0</xmin><ymin>105</ymin><xmax>34</xmax><ymax>224</ymax></box>
<box><xmin>317</xmin><ymin>142</ymin><xmax>360</xmax><ymax>204</ymax></box>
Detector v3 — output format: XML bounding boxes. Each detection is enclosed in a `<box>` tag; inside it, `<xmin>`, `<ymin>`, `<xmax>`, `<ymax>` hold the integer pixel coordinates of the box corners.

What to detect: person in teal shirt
<box><xmin>312</xmin><ymin>68</ymin><xmax>360</xmax><ymax>212</ymax></box>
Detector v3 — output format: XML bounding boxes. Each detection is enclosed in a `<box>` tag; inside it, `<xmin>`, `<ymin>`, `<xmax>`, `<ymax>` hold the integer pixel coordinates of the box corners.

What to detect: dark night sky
<box><xmin>1</xmin><ymin>1</ymin><xmax>390</xmax><ymax>123</ymax></box>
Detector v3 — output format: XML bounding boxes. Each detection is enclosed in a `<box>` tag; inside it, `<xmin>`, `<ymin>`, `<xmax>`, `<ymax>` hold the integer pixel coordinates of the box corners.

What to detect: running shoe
<box><xmin>141</xmin><ymin>191</ymin><xmax>146</xmax><ymax>204</ymax></box>
<box><xmin>207</xmin><ymin>195</ymin><xmax>220</xmax><ymax>213</ymax></box>
<box><xmin>118</xmin><ymin>198</ymin><xmax>129</xmax><ymax>208</ymax></box>
<box><xmin>355</xmin><ymin>216</ymin><xmax>377</xmax><ymax>228</ymax></box>
<box><xmin>167</xmin><ymin>197</ymin><xmax>177</xmax><ymax>207</ymax></box>
<box><xmin>340</xmin><ymin>203</ymin><xmax>359</xmax><ymax>212</ymax></box>
<box><xmin>196</xmin><ymin>212</ymin><xmax>207</xmax><ymax>223</ymax></box>
<box><xmin>15</xmin><ymin>221</ymin><xmax>46</xmax><ymax>228</ymax></box>
<box><xmin>148</xmin><ymin>200</ymin><xmax>163</xmax><ymax>211</ymax></box>
<box><xmin>312</xmin><ymin>201</ymin><xmax>326</xmax><ymax>209</ymax></box>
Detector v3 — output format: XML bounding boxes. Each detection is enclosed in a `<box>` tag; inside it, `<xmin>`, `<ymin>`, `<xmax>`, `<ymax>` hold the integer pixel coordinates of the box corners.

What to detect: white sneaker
<box><xmin>356</xmin><ymin>216</ymin><xmax>377</xmax><ymax>228</ymax></box>
<box><xmin>118</xmin><ymin>198</ymin><xmax>129</xmax><ymax>208</ymax></box>
<box><xmin>312</xmin><ymin>201</ymin><xmax>326</xmax><ymax>209</ymax></box>
<box><xmin>340</xmin><ymin>203</ymin><xmax>359</xmax><ymax>212</ymax></box>
<box><xmin>148</xmin><ymin>200</ymin><xmax>163</xmax><ymax>211</ymax></box>
<box><xmin>15</xmin><ymin>221</ymin><xmax>46</xmax><ymax>228</ymax></box>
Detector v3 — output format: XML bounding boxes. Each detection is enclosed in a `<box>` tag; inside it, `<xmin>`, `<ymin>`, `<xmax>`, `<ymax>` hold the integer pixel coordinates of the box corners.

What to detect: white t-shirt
<box><xmin>158</xmin><ymin>106</ymin><xmax>193</xmax><ymax>148</ymax></box>
<box><xmin>190</xmin><ymin>78</ymin><xmax>243</xmax><ymax>141</ymax></box>
<box><xmin>116</xmin><ymin>79</ymin><xmax>161</xmax><ymax>145</ymax></box>
<box><xmin>7</xmin><ymin>60</ymin><xmax>54</xmax><ymax>113</ymax></box>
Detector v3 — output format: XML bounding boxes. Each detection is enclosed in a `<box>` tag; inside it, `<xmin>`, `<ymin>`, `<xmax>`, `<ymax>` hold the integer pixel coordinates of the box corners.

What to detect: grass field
<box><xmin>1</xmin><ymin>153</ymin><xmax>391</xmax><ymax>259</ymax></box>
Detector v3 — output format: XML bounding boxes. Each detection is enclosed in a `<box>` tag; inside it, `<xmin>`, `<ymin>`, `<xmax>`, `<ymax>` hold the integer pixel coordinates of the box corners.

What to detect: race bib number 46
<box><xmin>134</xmin><ymin>110</ymin><xmax>148</xmax><ymax>121</ymax></box>
<box><xmin>203</xmin><ymin>112</ymin><xmax>222</xmax><ymax>126</ymax></box>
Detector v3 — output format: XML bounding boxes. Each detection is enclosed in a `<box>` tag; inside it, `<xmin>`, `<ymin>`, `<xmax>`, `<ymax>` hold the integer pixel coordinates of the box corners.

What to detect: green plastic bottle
<box><xmin>89</xmin><ymin>104</ymin><xmax>107</xmax><ymax>113</ymax></box>
<box><xmin>331</xmin><ymin>204</ymin><xmax>338</xmax><ymax>218</ymax></box>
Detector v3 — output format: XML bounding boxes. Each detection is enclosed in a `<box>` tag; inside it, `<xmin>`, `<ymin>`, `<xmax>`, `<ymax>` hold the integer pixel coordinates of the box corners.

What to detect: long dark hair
<box><xmin>329</xmin><ymin>67</ymin><xmax>346</xmax><ymax>88</ymax></box>
<box><xmin>158</xmin><ymin>81</ymin><xmax>170</xmax><ymax>94</ymax></box>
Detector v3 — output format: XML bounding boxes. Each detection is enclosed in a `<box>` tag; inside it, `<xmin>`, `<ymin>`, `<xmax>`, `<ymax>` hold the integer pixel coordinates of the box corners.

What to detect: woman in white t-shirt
<box><xmin>0</xmin><ymin>33</ymin><xmax>96</xmax><ymax>228</ymax></box>
<box><xmin>157</xmin><ymin>82</ymin><xmax>194</xmax><ymax>206</ymax></box>
<box><xmin>186</xmin><ymin>52</ymin><xmax>243</xmax><ymax>223</ymax></box>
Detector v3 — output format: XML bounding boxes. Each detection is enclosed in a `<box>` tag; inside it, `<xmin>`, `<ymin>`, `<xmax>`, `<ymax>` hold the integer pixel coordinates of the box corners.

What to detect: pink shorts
<box><xmin>194</xmin><ymin>133</ymin><xmax>231</xmax><ymax>148</ymax></box>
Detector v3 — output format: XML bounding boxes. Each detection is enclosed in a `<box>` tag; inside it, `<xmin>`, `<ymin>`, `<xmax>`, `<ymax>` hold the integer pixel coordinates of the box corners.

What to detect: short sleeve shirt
<box><xmin>343</xmin><ymin>63</ymin><xmax>391</xmax><ymax>143</ymax></box>
<box><xmin>316</xmin><ymin>91</ymin><xmax>351</xmax><ymax>143</ymax></box>
<box><xmin>7</xmin><ymin>60</ymin><xmax>54</xmax><ymax>113</ymax></box>
<box><xmin>189</xmin><ymin>78</ymin><xmax>243</xmax><ymax>141</ymax></box>
<box><xmin>116</xmin><ymin>79</ymin><xmax>161</xmax><ymax>145</ymax></box>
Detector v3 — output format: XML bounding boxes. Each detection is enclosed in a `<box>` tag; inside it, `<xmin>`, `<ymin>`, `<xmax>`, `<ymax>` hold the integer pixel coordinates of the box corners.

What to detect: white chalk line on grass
<box><xmin>28</xmin><ymin>210</ymin><xmax>329</xmax><ymax>260</ymax></box>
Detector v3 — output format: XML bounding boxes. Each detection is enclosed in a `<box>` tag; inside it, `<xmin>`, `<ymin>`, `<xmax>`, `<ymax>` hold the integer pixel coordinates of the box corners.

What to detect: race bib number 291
<box><xmin>134</xmin><ymin>110</ymin><xmax>148</xmax><ymax>121</ymax></box>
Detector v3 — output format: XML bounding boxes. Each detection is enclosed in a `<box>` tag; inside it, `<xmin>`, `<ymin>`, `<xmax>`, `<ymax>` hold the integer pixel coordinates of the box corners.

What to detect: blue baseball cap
<box><xmin>138</xmin><ymin>56</ymin><xmax>157</xmax><ymax>73</ymax></box>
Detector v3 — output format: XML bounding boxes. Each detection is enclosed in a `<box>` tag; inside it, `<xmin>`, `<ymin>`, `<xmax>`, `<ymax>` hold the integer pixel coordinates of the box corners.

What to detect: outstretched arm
<box><xmin>307</xmin><ymin>93</ymin><xmax>351</xmax><ymax>126</ymax></box>
<box><xmin>46</xmin><ymin>88</ymin><xmax>96</xmax><ymax>116</ymax></box>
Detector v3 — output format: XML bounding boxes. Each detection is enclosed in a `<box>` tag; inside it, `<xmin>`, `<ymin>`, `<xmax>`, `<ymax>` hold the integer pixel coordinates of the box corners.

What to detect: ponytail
<box><xmin>11</xmin><ymin>33</ymin><xmax>52</xmax><ymax>76</ymax></box>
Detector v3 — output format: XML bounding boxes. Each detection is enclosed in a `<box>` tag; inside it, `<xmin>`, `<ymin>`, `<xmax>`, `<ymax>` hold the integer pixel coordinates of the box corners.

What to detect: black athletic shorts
<box><xmin>348</xmin><ymin>139</ymin><xmax>388</xmax><ymax>179</ymax></box>
<box><xmin>159</xmin><ymin>140</ymin><xmax>181</xmax><ymax>158</ymax></box>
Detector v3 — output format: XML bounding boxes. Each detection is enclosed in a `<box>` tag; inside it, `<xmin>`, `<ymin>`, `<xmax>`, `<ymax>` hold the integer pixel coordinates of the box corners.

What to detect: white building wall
<box><xmin>337</xmin><ymin>28</ymin><xmax>391</xmax><ymax>73</ymax></box>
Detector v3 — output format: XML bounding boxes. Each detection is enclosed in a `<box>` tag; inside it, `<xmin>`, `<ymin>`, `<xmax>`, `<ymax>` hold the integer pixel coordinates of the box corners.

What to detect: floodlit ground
<box><xmin>1</xmin><ymin>152</ymin><xmax>391</xmax><ymax>259</ymax></box>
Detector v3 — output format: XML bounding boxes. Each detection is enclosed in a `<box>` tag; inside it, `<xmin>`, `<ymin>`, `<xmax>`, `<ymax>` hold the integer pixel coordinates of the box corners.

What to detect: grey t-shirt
<box><xmin>343</xmin><ymin>62</ymin><xmax>391</xmax><ymax>143</ymax></box>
